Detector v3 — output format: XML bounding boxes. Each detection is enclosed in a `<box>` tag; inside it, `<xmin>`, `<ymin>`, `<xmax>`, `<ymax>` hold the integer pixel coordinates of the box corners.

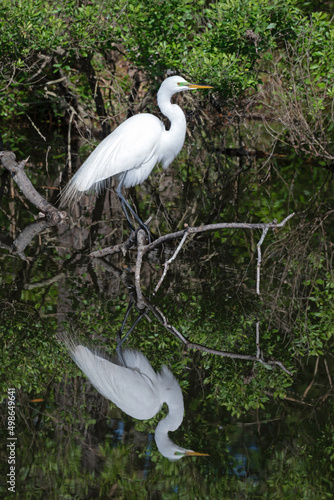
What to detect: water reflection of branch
<box><xmin>0</xmin><ymin>218</ymin><xmax>59</xmax><ymax>261</ymax></box>
<box><xmin>141</xmin><ymin>296</ymin><xmax>292</xmax><ymax>375</ymax></box>
<box><xmin>93</xmin><ymin>256</ymin><xmax>292</xmax><ymax>375</ymax></box>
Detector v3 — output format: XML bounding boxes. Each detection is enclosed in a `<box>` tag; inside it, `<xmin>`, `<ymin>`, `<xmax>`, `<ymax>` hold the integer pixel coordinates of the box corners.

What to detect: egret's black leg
<box><xmin>116</xmin><ymin>304</ymin><xmax>149</xmax><ymax>366</ymax></box>
<box><xmin>118</xmin><ymin>191</ymin><xmax>151</xmax><ymax>243</ymax></box>
<box><xmin>115</xmin><ymin>178</ymin><xmax>151</xmax><ymax>243</ymax></box>
<box><xmin>120</xmin><ymin>197</ymin><xmax>136</xmax><ymax>232</ymax></box>
<box><xmin>117</xmin><ymin>301</ymin><xmax>134</xmax><ymax>346</ymax></box>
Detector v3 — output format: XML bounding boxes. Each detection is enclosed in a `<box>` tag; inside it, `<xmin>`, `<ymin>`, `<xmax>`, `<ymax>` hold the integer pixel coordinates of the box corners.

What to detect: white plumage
<box><xmin>63</xmin><ymin>339</ymin><xmax>208</xmax><ymax>460</ymax></box>
<box><xmin>59</xmin><ymin>76</ymin><xmax>212</xmax><ymax>210</ymax></box>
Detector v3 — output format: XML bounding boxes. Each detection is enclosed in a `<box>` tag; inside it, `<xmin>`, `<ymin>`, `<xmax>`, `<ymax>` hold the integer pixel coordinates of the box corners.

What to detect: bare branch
<box><xmin>91</xmin><ymin>213</ymin><xmax>295</xmax><ymax>257</ymax></box>
<box><xmin>0</xmin><ymin>151</ymin><xmax>66</xmax><ymax>223</ymax></box>
<box><xmin>256</xmin><ymin>226</ymin><xmax>270</xmax><ymax>295</ymax></box>
<box><xmin>142</xmin><ymin>296</ymin><xmax>292</xmax><ymax>375</ymax></box>
<box><xmin>134</xmin><ymin>229</ymin><xmax>146</xmax><ymax>309</ymax></box>
<box><xmin>154</xmin><ymin>227</ymin><xmax>190</xmax><ymax>294</ymax></box>
<box><xmin>256</xmin><ymin>321</ymin><xmax>260</xmax><ymax>359</ymax></box>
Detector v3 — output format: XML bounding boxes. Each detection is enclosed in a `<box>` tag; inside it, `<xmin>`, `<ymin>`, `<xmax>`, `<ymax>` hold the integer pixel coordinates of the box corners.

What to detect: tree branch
<box><xmin>0</xmin><ymin>151</ymin><xmax>66</xmax><ymax>223</ymax></box>
<box><xmin>141</xmin><ymin>295</ymin><xmax>292</xmax><ymax>375</ymax></box>
<box><xmin>92</xmin><ymin>213</ymin><xmax>295</xmax><ymax>258</ymax></box>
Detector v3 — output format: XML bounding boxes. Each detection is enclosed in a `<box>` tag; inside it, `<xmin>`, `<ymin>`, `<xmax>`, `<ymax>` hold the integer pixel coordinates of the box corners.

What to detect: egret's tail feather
<box><xmin>58</xmin><ymin>331</ymin><xmax>81</xmax><ymax>357</ymax></box>
<box><xmin>58</xmin><ymin>178</ymin><xmax>85</xmax><ymax>208</ymax></box>
<box><xmin>59</xmin><ymin>331</ymin><xmax>120</xmax><ymax>366</ymax></box>
<box><xmin>59</xmin><ymin>175</ymin><xmax>113</xmax><ymax>208</ymax></box>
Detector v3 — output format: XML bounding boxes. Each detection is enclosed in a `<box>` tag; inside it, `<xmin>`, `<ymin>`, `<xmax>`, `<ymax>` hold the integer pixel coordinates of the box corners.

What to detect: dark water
<box><xmin>1</xmin><ymin>128</ymin><xmax>333</xmax><ymax>498</ymax></box>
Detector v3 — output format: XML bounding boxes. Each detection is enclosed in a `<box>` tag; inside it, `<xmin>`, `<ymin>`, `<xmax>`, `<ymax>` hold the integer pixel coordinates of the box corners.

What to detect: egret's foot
<box><xmin>116</xmin><ymin>344</ymin><xmax>127</xmax><ymax>367</ymax></box>
<box><xmin>140</xmin><ymin>223</ymin><xmax>152</xmax><ymax>244</ymax></box>
<box><xmin>135</xmin><ymin>225</ymin><xmax>151</xmax><ymax>244</ymax></box>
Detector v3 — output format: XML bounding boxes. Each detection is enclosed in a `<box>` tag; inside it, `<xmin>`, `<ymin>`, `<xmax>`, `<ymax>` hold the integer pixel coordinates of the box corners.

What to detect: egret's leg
<box><xmin>115</xmin><ymin>180</ymin><xmax>151</xmax><ymax>243</ymax></box>
<box><xmin>120</xmin><ymin>197</ymin><xmax>135</xmax><ymax>232</ymax></box>
<box><xmin>116</xmin><ymin>304</ymin><xmax>149</xmax><ymax>366</ymax></box>
<box><xmin>116</xmin><ymin>301</ymin><xmax>135</xmax><ymax>347</ymax></box>
<box><xmin>116</xmin><ymin>300</ymin><xmax>134</xmax><ymax>367</ymax></box>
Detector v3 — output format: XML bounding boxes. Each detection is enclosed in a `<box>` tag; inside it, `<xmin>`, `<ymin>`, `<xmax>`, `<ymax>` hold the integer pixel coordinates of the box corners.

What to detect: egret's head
<box><xmin>159</xmin><ymin>75</ymin><xmax>213</xmax><ymax>97</ymax></box>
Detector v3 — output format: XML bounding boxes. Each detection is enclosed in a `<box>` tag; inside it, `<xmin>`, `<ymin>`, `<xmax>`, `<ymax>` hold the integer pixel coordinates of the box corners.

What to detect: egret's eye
<box><xmin>177</xmin><ymin>82</ymin><xmax>188</xmax><ymax>87</ymax></box>
<box><xmin>174</xmin><ymin>451</ymin><xmax>183</xmax><ymax>455</ymax></box>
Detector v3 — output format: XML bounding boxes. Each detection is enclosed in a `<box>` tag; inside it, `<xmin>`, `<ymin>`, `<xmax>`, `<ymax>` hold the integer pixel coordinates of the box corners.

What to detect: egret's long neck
<box><xmin>154</xmin><ymin>388</ymin><xmax>185</xmax><ymax>457</ymax></box>
<box><xmin>157</xmin><ymin>89</ymin><xmax>187</xmax><ymax>168</ymax></box>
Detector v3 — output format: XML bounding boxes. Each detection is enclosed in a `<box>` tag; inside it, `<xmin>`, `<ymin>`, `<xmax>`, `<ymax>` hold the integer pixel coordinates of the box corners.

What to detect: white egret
<box><xmin>59</xmin><ymin>75</ymin><xmax>212</xmax><ymax>230</ymax></box>
<box><xmin>63</xmin><ymin>340</ymin><xmax>208</xmax><ymax>460</ymax></box>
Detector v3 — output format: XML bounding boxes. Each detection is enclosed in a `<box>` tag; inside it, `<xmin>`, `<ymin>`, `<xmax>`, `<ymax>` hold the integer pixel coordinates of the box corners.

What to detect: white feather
<box><xmin>62</xmin><ymin>335</ymin><xmax>208</xmax><ymax>460</ymax></box>
<box><xmin>59</xmin><ymin>76</ymin><xmax>211</xmax><ymax>207</ymax></box>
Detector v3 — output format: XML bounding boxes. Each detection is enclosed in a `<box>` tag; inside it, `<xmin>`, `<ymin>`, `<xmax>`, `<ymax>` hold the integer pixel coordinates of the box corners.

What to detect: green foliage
<box><xmin>0</xmin><ymin>0</ymin><xmax>303</xmax><ymax>123</ymax></box>
<box><xmin>123</xmin><ymin>0</ymin><xmax>301</xmax><ymax>94</ymax></box>
<box><xmin>0</xmin><ymin>0</ymin><xmax>118</xmax><ymax>62</ymax></box>
<box><xmin>264</xmin><ymin>418</ymin><xmax>334</xmax><ymax>499</ymax></box>
<box><xmin>295</xmin><ymin>271</ymin><xmax>334</xmax><ymax>356</ymax></box>
<box><xmin>0</xmin><ymin>304</ymin><xmax>67</xmax><ymax>401</ymax></box>
<box><xmin>283</xmin><ymin>11</ymin><xmax>334</xmax><ymax>96</ymax></box>
<box><xmin>1</xmin><ymin>0</ymin><xmax>333</xmax><ymax>169</ymax></box>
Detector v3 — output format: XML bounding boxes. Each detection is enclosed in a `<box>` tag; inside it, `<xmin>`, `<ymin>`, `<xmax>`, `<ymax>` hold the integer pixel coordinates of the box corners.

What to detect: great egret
<box><xmin>59</xmin><ymin>75</ymin><xmax>212</xmax><ymax>230</ymax></box>
<box><xmin>63</xmin><ymin>340</ymin><xmax>208</xmax><ymax>460</ymax></box>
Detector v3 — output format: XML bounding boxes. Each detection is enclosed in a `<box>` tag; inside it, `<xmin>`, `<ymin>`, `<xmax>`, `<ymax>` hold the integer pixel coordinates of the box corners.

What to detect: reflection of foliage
<box><xmin>263</xmin><ymin>406</ymin><xmax>334</xmax><ymax>499</ymax></box>
<box><xmin>2</xmin><ymin>390</ymin><xmax>332</xmax><ymax>498</ymax></box>
<box><xmin>0</xmin><ymin>302</ymin><xmax>65</xmax><ymax>402</ymax></box>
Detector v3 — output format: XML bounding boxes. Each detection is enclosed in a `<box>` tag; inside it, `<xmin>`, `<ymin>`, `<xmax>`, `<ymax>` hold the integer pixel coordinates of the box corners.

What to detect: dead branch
<box><xmin>134</xmin><ymin>229</ymin><xmax>146</xmax><ymax>309</ymax></box>
<box><xmin>0</xmin><ymin>151</ymin><xmax>66</xmax><ymax>223</ymax></box>
<box><xmin>91</xmin><ymin>213</ymin><xmax>295</xmax><ymax>259</ymax></box>
<box><xmin>91</xmin><ymin>254</ymin><xmax>292</xmax><ymax>375</ymax></box>
<box><xmin>154</xmin><ymin>228</ymin><xmax>190</xmax><ymax>294</ymax></box>
<box><xmin>256</xmin><ymin>226</ymin><xmax>269</xmax><ymax>295</ymax></box>
<box><xmin>133</xmin><ymin>214</ymin><xmax>294</xmax><ymax>295</ymax></box>
<box><xmin>142</xmin><ymin>295</ymin><xmax>292</xmax><ymax>375</ymax></box>
<box><xmin>11</xmin><ymin>219</ymin><xmax>59</xmax><ymax>261</ymax></box>
<box><xmin>303</xmin><ymin>356</ymin><xmax>320</xmax><ymax>399</ymax></box>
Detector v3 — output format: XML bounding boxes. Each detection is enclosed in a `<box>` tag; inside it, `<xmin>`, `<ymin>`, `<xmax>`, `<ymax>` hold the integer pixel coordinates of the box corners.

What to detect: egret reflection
<box><xmin>63</xmin><ymin>337</ymin><xmax>208</xmax><ymax>460</ymax></box>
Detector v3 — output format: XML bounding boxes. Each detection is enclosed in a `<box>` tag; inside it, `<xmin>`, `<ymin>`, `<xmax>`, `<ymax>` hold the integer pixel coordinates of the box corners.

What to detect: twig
<box><xmin>283</xmin><ymin>396</ymin><xmax>313</xmax><ymax>406</ymax></box>
<box><xmin>256</xmin><ymin>226</ymin><xmax>269</xmax><ymax>295</ymax></box>
<box><xmin>256</xmin><ymin>321</ymin><xmax>260</xmax><ymax>359</ymax></box>
<box><xmin>26</xmin><ymin>114</ymin><xmax>46</xmax><ymax>142</ymax></box>
<box><xmin>324</xmin><ymin>358</ymin><xmax>333</xmax><ymax>388</ymax></box>
<box><xmin>89</xmin><ymin>218</ymin><xmax>153</xmax><ymax>258</ymax></box>
<box><xmin>134</xmin><ymin>229</ymin><xmax>146</xmax><ymax>309</ymax></box>
<box><xmin>154</xmin><ymin>227</ymin><xmax>190</xmax><ymax>294</ymax></box>
<box><xmin>303</xmin><ymin>356</ymin><xmax>320</xmax><ymax>399</ymax></box>
<box><xmin>23</xmin><ymin>272</ymin><xmax>67</xmax><ymax>289</ymax></box>
<box><xmin>67</xmin><ymin>108</ymin><xmax>76</xmax><ymax>176</ymax></box>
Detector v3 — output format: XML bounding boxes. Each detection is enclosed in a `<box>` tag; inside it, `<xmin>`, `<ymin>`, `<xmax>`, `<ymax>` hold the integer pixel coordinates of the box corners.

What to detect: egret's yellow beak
<box><xmin>185</xmin><ymin>451</ymin><xmax>210</xmax><ymax>456</ymax></box>
<box><xmin>187</xmin><ymin>83</ymin><xmax>213</xmax><ymax>89</ymax></box>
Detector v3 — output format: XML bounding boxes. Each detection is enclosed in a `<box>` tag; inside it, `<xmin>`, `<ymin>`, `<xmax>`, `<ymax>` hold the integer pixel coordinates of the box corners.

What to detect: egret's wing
<box><xmin>60</xmin><ymin>114</ymin><xmax>163</xmax><ymax>206</ymax></box>
<box><xmin>71</xmin><ymin>346</ymin><xmax>162</xmax><ymax>420</ymax></box>
<box><xmin>121</xmin><ymin>349</ymin><xmax>157</xmax><ymax>379</ymax></box>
